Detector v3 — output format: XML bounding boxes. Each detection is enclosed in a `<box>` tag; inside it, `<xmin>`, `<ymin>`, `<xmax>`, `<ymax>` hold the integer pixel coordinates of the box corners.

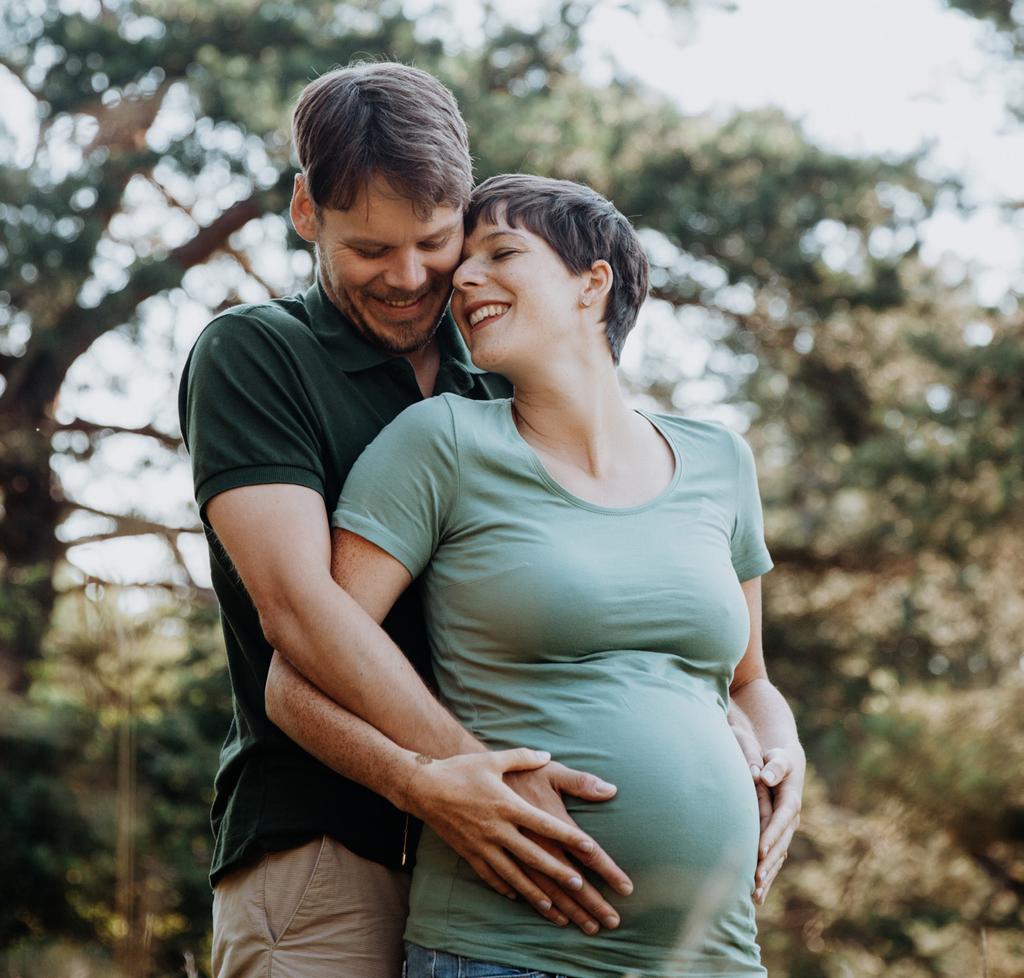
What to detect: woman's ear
<box><xmin>290</xmin><ymin>174</ymin><xmax>319</xmax><ymax>243</ymax></box>
<box><xmin>580</xmin><ymin>259</ymin><xmax>613</xmax><ymax>309</ymax></box>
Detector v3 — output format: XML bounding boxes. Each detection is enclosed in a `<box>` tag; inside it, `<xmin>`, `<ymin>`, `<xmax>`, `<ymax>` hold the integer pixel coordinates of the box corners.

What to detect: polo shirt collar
<box><xmin>304</xmin><ymin>281</ymin><xmax>486</xmax><ymax>378</ymax></box>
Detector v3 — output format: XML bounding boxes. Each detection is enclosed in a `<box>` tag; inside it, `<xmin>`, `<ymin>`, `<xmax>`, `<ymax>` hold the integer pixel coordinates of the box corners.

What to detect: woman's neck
<box><xmin>510</xmin><ymin>359</ymin><xmax>641</xmax><ymax>478</ymax></box>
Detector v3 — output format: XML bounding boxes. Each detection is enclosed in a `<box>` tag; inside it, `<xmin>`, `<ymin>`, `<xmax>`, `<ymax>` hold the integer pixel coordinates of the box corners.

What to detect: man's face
<box><xmin>291</xmin><ymin>175</ymin><xmax>464</xmax><ymax>355</ymax></box>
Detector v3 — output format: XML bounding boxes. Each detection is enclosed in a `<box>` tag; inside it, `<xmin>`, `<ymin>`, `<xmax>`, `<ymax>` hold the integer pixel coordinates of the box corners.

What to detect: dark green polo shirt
<box><xmin>177</xmin><ymin>282</ymin><xmax>511</xmax><ymax>885</ymax></box>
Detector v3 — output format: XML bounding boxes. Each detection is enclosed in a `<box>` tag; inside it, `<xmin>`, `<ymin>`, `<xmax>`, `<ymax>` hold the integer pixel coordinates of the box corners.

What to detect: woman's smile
<box><xmin>466</xmin><ymin>303</ymin><xmax>510</xmax><ymax>331</ymax></box>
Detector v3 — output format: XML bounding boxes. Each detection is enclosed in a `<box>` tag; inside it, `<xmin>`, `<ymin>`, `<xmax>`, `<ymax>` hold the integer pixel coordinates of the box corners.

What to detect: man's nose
<box><xmin>383</xmin><ymin>249</ymin><xmax>428</xmax><ymax>293</ymax></box>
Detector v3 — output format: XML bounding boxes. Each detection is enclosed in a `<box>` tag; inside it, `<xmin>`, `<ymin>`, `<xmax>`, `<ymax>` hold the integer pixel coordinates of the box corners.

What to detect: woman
<box><xmin>285</xmin><ymin>175</ymin><xmax>797</xmax><ymax>976</ymax></box>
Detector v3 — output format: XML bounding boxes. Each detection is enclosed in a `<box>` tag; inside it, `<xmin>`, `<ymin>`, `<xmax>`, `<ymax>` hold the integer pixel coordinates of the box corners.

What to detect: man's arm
<box><xmin>207</xmin><ymin>483</ymin><xmax>631</xmax><ymax>930</ymax></box>
<box><xmin>730</xmin><ymin>576</ymin><xmax>805</xmax><ymax>905</ymax></box>
<box><xmin>267</xmin><ymin>651</ymin><xmax>621</xmax><ymax>931</ymax></box>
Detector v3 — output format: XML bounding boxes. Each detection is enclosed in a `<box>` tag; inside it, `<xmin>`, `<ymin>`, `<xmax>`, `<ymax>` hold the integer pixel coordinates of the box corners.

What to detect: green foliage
<box><xmin>0</xmin><ymin>599</ymin><xmax>230</xmax><ymax>976</ymax></box>
<box><xmin>944</xmin><ymin>0</ymin><xmax>1021</xmax><ymax>38</ymax></box>
<box><xmin>0</xmin><ymin>700</ymin><xmax>101</xmax><ymax>946</ymax></box>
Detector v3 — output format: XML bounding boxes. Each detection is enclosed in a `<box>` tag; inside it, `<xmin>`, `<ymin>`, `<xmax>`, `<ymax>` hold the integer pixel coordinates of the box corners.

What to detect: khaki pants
<box><xmin>211</xmin><ymin>836</ymin><xmax>411</xmax><ymax>978</ymax></box>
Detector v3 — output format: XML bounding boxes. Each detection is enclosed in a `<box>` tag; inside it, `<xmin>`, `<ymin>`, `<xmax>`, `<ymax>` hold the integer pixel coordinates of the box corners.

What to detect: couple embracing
<box><xmin>179</xmin><ymin>60</ymin><xmax>804</xmax><ymax>978</ymax></box>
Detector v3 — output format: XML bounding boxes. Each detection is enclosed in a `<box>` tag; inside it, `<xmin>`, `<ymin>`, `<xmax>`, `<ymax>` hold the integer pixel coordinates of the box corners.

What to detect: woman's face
<box><xmin>451</xmin><ymin>214</ymin><xmax>586</xmax><ymax>375</ymax></box>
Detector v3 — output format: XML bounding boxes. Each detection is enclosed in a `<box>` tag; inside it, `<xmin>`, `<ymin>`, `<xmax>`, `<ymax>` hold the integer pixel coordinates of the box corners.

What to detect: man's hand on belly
<box><xmin>504</xmin><ymin>761</ymin><xmax>633</xmax><ymax>934</ymax></box>
<box><xmin>402</xmin><ymin>749</ymin><xmax>632</xmax><ymax>933</ymax></box>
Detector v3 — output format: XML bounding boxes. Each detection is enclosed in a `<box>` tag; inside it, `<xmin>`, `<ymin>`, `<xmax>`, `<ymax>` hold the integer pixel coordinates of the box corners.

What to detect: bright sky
<box><xmin>590</xmin><ymin>0</ymin><xmax>1024</xmax><ymax>294</ymax></box>
<box><xmin>7</xmin><ymin>0</ymin><xmax>1022</xmax><ymax>591</ymax></box>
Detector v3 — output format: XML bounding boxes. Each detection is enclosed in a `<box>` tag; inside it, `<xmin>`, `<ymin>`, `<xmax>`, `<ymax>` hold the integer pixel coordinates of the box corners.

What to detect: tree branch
<box><xmin>60</xmin><ymin>505</ymin><xmax>209</xmax><ymax>595</ymax></box>
<box><xmin>224</xmin><ymin>244</ymin><xmax>276</xmax><ymax>297</ymax></box>
<box><xmin>68</xmin><ymin>503</ymin><xmax>201</xmax><ymax>537</ymax></box>
<box><xmin>58</xmin><ymin>579</ymin><xmax>216</xmax><ymax>603</ymax></box>
<box><xmin>769</xmin><ymin>545</ymin><xmax>916</xmax><ymax>575</ymax></box>
<box><xmin>0</xmin><ymin>57</ymin><xmax>30</xmax><ymax>90</ymax></box>
<box><xmin>968</xmin><ymin>847</ymin><xmax>1024</xmax><ymax>900</ymax></box>
<box><xmin>55</xmin><ymin>418</ymin><xmax>183</xmax><ymax>451</ymax></box>
<box><xmin>172</xmin><ymin>196</ymin><xmax>264</xmax><ymax>268</ymax></box>
<box><xmin>0</xmin><ymin>190</ymin><xmax>270</xmax><ymax>417</ymax></box>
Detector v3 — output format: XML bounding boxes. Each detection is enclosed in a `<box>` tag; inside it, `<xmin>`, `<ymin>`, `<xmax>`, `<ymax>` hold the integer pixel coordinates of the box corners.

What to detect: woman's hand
<box><xmin>401</xmin><ymin>749</ymin><xmax>632</xmax><ymax>933</ymax></box>
<box><xmin>730</xmin><ymin>578</ymin><xmax>805</xmax><ymax>906</ymax></box>
<box><xmin>752</xmin><ymin>745</ymin><xmax>805</xmax><ymax>904</ymax></box>
<box><xmin>727</xmin><ymin>705</ymin><xmax>774</xmax><ymax>828</ymax></box>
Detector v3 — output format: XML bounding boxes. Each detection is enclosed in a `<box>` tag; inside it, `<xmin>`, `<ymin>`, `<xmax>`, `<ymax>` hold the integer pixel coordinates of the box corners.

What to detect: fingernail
<box><xmin>762</xmin><ymin>769</ymin><xmax>777</xmax><ymax>786</ymax></box>
<box><xmin>536</xmin><ymin>750</ymin><xmax>551</xmax><ymax>762</ymax></box>
<box><xmin>584</xmin><ymin>921</ymin><xmax>599</xmax><ymax>935</ymax></box>
<box><xmin>595</xmin><ymin>779</ymin><xmax>615</xmax><ymax>792</ymax></box>
<box><xmin>750</xmin><ymin>765</ymin><xmax>761</xmax><ymax>778</ymax></box>
<box><xmin>567</xmin><ymin>875</ymin><xmax>583</xmax><ymax>891</ymax></box>
<box><xmin>554</xmin><ymin>914</ymin><xmax>568</xmax><ymax>926</ymax></box>
<box><xmin>538</xmin><ymin>899</ymin><xmax>552</xmax><ymax>911</ymax></box>
<box><xmin>754</xmin><ymin>888</ymin><xmax>763</xmax><ymax>902</ymax></box>
<box><xmin>603</xmin><ymin>914</ymin><xmax>620</xmax><ymax>929</ymax></box>
<box><xmin>618</xmin><ymin>881</ymin><xmax>634</xmax><ymax>896</ymax></box>
<box><xmin>579</xmin><ymin>840</ymin><xmax>595</xmax><ymax>854</ymax></box>
<box><xmin>757</xmin><ymin>869</ymin><xmax>765</xmax><ymax>882</ymax></box>
<box><xmin>506</xmin><ymin>891</ymin><xmax>517</xmax><ymax>900</ymax></box>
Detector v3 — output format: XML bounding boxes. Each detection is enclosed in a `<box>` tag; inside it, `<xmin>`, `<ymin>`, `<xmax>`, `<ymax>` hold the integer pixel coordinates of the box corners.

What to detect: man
<box><xmin>178</xmin><ymin>61</ymin><xmax>803</xmax><ymax>978</ymax></box>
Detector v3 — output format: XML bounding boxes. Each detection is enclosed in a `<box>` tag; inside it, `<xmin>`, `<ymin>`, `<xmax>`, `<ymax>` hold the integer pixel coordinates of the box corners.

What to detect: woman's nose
<box><xmin>453</xmin><ymin>256</ymin><xmax>483</xmax><ymax>292</ymax></box>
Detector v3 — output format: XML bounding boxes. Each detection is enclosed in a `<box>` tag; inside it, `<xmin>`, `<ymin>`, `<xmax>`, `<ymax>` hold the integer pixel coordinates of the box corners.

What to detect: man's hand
<box><xmin>752</xmin><ymin>745</ymin><xmax>804</xmax><ymax>904</ymax></box>
<box><xmin>505</xmin><ymin>761</ymin><xmax>632</xmax><ymax>934</ymax></box>
<box><xmin>402</xmin><ymin>748</ymin><xmax>632</xmax><ymax>933</ymax></box>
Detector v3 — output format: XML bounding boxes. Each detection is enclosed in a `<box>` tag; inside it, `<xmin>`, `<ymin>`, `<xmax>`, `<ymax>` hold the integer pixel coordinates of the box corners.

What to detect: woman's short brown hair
<box><xmin>466</xmin><ymin>174</ymin><xmax>649</xmax><ymax>364</ymax></box>
<box><xmin>292</xmin><ymin>62</ymin><xmax>472</xmax><ymax>219</ymax></box>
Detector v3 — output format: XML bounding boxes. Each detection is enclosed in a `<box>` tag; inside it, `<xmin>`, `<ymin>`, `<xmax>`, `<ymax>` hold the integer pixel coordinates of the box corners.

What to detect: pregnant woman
<box><xmin>329</xmin><ymin>178</ymin><xmax>798</xmax><ymax>978</ymax></box>
<box><xmin>278</xmin><ymin>175</ymin><xmax>799</xmax><ymax>976</ymax></box>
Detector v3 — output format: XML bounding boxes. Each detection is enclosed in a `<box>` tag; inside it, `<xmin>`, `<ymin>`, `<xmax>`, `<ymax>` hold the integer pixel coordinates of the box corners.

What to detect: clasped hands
<box><xmin>400</xmin><ymin>740</ymin><xmax>804</xmax><ymax>934</ymax></box>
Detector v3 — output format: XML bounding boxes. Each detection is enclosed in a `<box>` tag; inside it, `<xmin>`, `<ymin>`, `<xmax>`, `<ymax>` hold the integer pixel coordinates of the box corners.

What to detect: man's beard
<box><xmin>319</xmin><ymin>254</ymin><xmax>449</xmax><ymax>356</ymax></box>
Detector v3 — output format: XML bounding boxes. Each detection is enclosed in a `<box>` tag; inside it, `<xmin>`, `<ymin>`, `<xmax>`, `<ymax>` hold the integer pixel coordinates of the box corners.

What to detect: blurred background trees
<box><xmin>1</xmin><ymin>0</ymin><xmax>1021</xmax><ymax>974</ymax></box>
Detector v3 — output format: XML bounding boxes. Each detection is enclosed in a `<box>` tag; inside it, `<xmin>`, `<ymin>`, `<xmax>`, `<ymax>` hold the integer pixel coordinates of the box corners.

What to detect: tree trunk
<box><xmin>0</xmin><ymin>190</ymin><xmax>278</xmax><ymax>693</ymax></box>
<box><xmin>0</xmin><ymin>413</ymin><xmax>63</xmax><ymax>692</ymax></box>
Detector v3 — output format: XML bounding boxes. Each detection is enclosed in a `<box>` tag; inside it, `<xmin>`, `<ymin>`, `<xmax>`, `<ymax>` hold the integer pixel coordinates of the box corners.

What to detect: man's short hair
<box><xmin>292</xmin><ymin>61</ymin><xmax>472</xmax><ymax>218</ymax></box>
<box><xmin>465</xmin><ymin>174</ymin><xmax>649</xmax><ymax>364</ymax></box>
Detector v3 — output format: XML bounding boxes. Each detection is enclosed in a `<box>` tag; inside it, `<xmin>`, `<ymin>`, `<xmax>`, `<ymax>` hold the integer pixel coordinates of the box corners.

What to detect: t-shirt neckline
<box><xmin>502</xmin><ymin>398</ymin><xmax>683</xmax><ymax>515</ymax></box>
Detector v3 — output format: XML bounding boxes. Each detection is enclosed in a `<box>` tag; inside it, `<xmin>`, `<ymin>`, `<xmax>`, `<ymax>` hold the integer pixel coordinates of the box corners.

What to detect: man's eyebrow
<box><xmin>420</xmin><ymin>220</ymin><xmax>463</xmax><ymax>242</ymax></box>
<box><xmin>344</xmin><ymin>235</ymin><xmax>391</xmax><ymax>249</ymax></box>
<box><xmin>344</xmin><ymin>221</ymin><xmax>462</xmax><ymax>249</ymax></box>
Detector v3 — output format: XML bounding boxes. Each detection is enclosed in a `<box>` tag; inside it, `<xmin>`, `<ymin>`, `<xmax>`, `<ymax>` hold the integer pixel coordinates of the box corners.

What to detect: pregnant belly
<box><xmin>535</xmin><ymin>681</ymin><xmax>759</xmax><ymax>931</ymax></box>
<box><xmin>409</xmin><ymin>665</ymin><xmax>765</xmax><ymax>975</ymax></box>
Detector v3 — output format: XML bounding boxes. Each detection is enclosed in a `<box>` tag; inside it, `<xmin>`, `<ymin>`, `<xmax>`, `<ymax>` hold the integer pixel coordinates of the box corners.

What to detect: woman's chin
<box><xmin>467</xmin><ymin>343</ymin><xmax>507</xmax><ymax>374</ymax></box>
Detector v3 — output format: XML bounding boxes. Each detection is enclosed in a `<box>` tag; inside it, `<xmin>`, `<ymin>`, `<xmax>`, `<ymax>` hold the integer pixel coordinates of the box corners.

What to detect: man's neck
<box><xmin>404</xmin><ymin>339</ymin><xmax>442</xmax><ymax>398</ymax></box>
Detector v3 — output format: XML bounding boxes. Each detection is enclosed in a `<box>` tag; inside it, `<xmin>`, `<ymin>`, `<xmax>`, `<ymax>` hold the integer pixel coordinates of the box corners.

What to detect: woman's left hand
<box><xmin>752</xmin><ymin>745</ymin><xmax>805</xmax><ymax>904</ymax></box>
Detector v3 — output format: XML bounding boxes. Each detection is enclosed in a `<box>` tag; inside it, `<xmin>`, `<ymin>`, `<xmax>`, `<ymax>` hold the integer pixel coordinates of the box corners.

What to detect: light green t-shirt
<box><xmin>333</xmin><ymin>394</ymin><xmax>773</xmax><ymax>978</ymax></box>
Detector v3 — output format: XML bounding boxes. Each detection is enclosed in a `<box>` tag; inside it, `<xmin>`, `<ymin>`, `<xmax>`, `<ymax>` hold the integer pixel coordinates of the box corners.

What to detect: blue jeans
<box><xmin>405</xmin><ymin>942</ymin><xmax>571</xmax><ymax>978</ymax></box>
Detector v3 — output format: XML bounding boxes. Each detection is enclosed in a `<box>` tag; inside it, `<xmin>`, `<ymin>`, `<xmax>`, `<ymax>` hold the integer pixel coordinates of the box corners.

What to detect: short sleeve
<box><xmin>728</xmin><ymin>429</ymin><xmax>774</xmax><ymax>581</ymax></box>
<box><xmin>331</xmin><ymin>396</ymin><xmax>459</xmax><ymax>579</ymax></box>
<box><xmin>179</xmin><ymin>313</ymin><xmax>325</xmax><ymax>515</ymax></box>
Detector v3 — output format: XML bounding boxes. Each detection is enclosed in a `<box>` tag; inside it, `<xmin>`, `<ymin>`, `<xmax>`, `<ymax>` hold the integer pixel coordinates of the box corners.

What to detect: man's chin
<box><xmin>358</xmin><ymin>311</ymin><xmax>444</xmax><ymax>356</ymax></box>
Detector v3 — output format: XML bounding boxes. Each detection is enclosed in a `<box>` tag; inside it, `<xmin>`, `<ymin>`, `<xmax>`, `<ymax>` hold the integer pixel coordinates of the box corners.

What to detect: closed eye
<box><xmin>419</xmin><ymin>235</ymin><xmax>453</xmax><ymax>252</ymax></box>
<box><xmin>493</xmin><ymin>249</ymin><xmax>518</xmax><ymax>260</ymax></box>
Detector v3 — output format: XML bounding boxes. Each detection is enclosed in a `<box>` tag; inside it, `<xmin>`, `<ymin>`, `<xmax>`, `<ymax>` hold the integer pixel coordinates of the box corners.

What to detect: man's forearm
<box><xmin>266</xmin><ymin>650</ymin><xmax>446</xmax><ymax>810</ymax></box>
<box><xmin>263</xmin><ymin>577</ymin><xmax>479</xmax><ymax>758</ymax></box>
